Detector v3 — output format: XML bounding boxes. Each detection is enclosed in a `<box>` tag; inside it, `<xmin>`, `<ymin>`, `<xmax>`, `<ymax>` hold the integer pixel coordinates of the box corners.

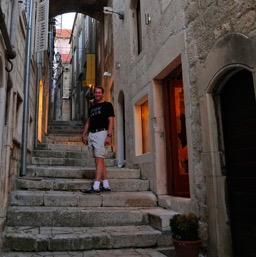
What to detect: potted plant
<box><xmin>170</xmin><ymin>212</ymin><xmax>202</xmax><ymax>257</ymax></box>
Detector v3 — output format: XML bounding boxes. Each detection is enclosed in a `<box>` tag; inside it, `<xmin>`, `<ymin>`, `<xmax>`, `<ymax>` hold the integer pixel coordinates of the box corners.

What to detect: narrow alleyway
<box><xmin>1</xmin><ymin>1</ymin><xmax>255</xmax><ymax>256</ymax></box>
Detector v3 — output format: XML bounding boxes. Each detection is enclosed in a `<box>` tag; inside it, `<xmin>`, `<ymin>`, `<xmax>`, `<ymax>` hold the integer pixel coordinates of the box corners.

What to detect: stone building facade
<box><xmin>104</xmin><ymin>0</ymin><xmax>256</xmax><ymax>256</ymax></box>
<box><xmin>0</xmin><ymin>0</ymin><xmax>255</xmax><ymax>256</ymax></box>
<box><xmin>0</xmin><ymin>0</ymin><xmax>49</xmax><ymax>249</ymax></box>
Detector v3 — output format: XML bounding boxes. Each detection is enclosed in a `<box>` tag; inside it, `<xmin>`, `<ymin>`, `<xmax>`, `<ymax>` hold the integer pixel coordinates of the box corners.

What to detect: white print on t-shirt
<box><xmin>91</xmin><ymin>106</ymin><xmax>102</xmax><ymax>117</ymax></box>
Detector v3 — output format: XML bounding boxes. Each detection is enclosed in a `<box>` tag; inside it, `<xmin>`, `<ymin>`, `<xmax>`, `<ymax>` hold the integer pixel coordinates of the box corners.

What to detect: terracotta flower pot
<box><xmin>172</xmin><ymin>238</ymin><xmax>202</xmax><ymax>257</ymax></box>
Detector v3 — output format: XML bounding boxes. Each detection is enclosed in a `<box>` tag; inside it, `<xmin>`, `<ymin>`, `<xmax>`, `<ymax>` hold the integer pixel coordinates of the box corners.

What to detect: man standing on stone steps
<box><xmin>81</xmin><ymin>86</ymin><xmax>115</xmax><ymax>193</ymax></box>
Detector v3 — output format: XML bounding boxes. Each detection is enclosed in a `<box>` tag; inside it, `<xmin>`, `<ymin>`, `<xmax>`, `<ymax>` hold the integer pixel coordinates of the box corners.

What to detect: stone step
<box><xmin>2</xmin><ymin>247</ymin><xmax>174</xmax><ymax>257</ymax></box>
<box><xmin>44</xmin><ymin>134</ymin><xmax>84</xmax><ymax>144</ymax></box>
<box><xmin>36</xmin><ymin>143</ymin><xmax>88</xmax><ymax>151</ymax></box>
<box><xmin>33</xmin><ymin>149</ymin><xmax>89</xmax><ymax>158</ymax></box>
<box><xmin>25</xmin><ymin>166</ymin><xmax>141</xmax><ymax>179</ymax></box>
<box><xmin>6</xmin><ymin>206</ymin><xmax>159</xmax><ymax>227</ymax></box>
<box><xmin>10</xmin><ymin>191</ymin><xmax>155</xmax><ymax>207</ymax></box>
<box><xmin>49</xmin><ymin>124</ymin><xmax>84</xmax><ymax>129</ymax></box>
<box><xmin>49</xmin><ymin>124</ymin><xmax>83</xmax><ymax>128</ymax></box>
<box><xmin>31</xmin><ymin>157</ymin><xmax>115</xmax><ymax>167</ymax></box>
<box><xmin>48</xmin><ymin>123</ymin><xmax>84</xmax><ymax>131</ymax></box>
<box><xmin>32</xmin><ymin>149</ymin><xmax>114</xmax><ymax>159</ymax></box>
<box><xmin>48</xmin><ymin>129</ymin><xmax>84</xmax><ymax>134</ymax></box>
<box><xmin>46</xmin><ymin>133</ymin><xmax>83</xmax><ymax>138</ymax></box>
<box><xmin>16</xmin><ymin>178</ymin><xmax>149</xmax><ymax>192</ymax></box>
<box><xmin>4</xmin><ymin>225</ymin><xmax>172</xmax><ymax>252</ymax></box>
<box><xmin>50</xmin><ymin>120</ymin><xmax>83</xmax><ymax>126</ymax></box>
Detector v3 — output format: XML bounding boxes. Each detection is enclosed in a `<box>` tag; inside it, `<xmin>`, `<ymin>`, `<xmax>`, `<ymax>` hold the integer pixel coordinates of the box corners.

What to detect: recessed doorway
<box><xmin>220</xmin><ymin>69</ymin><xmax>256</xmax><ymax>257</ymax></box>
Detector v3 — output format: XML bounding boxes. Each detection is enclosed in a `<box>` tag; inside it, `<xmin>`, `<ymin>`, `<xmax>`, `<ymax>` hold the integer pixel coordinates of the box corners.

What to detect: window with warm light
<box><xmin>134</xmin><ymin>96</ymin><xmax>150</xmax><ymax>155</ymax></box>
<box><xmin>38</xmin><ymin>80</ymin><xmax>44</xmax><ymax>142</ymax></box>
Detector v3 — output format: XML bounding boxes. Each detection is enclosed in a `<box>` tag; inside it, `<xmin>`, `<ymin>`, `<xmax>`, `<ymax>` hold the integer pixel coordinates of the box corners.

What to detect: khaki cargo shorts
<box><xmin>88</xmin><ymin>130</ymin><xmax>108</xmax><ymax>158</ymax></box>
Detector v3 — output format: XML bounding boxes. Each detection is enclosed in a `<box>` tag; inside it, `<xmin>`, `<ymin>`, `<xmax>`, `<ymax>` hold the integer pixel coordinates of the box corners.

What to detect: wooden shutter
<box><xmin>35</xmin><ymin>0</ymin><xmax>49</xmax><ymax>53</ymax></box>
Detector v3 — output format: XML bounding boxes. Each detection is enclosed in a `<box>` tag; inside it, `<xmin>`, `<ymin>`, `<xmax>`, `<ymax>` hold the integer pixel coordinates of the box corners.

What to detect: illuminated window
<box><xmin>134</xmin><ymin>96</ymin><xmax>150</xmax><ymax>155</ymax></box>
<box><xmin>141</xmin><ymin>100</ymin><xmax>150</xmax><ymax>153</ymax></box>
<box><xmin>38</xmin><ymin>80</ymin><xmax>43</xmax><ymax>142</ymax></box>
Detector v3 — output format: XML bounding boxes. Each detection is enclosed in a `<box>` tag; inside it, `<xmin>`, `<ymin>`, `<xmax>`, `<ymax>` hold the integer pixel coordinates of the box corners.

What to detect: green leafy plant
<box><xmin>170</xmin><ymin>213</ymin><xmax>200</xmax><ymax>241</ymax></box>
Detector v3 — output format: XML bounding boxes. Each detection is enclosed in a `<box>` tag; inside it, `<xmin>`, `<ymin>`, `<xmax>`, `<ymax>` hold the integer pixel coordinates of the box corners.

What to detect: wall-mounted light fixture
<box><xmin>116</xmin><ymin>61</ymin><xmax>120</xmax><ymax>70</ymax></box>
<box><xmin>55</xmin><ymin>52</ymin><xmax>61</xmax><ymax>63</ymax></box>
<box><xmin>145</xmin><ymin>13</ymin><xmax>151</xmax><ymax>25</ymax></box>
<box><xmin>103</xmin><ymin>70</ymin><xmax>111</xmax><ymax>77</ymax></box>
<box><xmin>103</xmin><ymin>7</ymin><xmax>124</xmax><ymax>20</ymax></box>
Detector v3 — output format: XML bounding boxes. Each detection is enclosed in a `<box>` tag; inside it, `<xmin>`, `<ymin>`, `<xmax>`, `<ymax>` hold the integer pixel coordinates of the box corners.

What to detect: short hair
<box><xmin>94</xmin><ymin>86</ymin><xmax>104</xmax><ymax>94</ymax></box>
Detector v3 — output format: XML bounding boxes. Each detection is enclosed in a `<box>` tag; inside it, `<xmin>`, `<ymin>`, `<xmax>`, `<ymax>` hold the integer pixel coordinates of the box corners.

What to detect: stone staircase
<box><xmin>2</xmin><ymin>121</ymin><xmax>176</xmax><ymax>257</ymax></box>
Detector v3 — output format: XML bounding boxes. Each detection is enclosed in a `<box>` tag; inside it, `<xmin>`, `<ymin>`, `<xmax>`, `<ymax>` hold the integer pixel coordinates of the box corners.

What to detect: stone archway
<box><xmin>219</xmin><ymin>69</ymin><xmax>256</xmax><ymax>257</ymax></box>
<box><xmin>198</xmin><ymin>33</ymin><xmax>256</xmax><ymax>257</ymax></box>
<box><xmin>49</xmin><ymin>0</ymin><xmax>107</xmax><ymax>20</ymax></box>
<box><xmin>49</xmin><ymin>0</ymin><xmax>109</xmax><ymax>123</ymax></box>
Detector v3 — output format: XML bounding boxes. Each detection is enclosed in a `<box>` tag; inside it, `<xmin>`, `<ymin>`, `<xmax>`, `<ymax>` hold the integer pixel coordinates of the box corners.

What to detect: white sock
<box><xmin>102</xmin><ymin>179</ymin><xmax>110</xmax><ymax>188</ymax></box>
<box><xmin>93</xmin><ymin>181</ymin><xmax>100</xmax><ymax>190</ymax></box>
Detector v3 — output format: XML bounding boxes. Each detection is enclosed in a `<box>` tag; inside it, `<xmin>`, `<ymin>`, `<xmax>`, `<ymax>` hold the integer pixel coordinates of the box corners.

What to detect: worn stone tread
<box><xmin>10</xmin><ymin>191</ymin><xmax>156</xmax><ymax>207</ymax></box>
<box><xmin>4</xmin><ymin>225</ymin><xmax>170</xmax><ymax>252</ymax></box>
<box><xmin>25</xmin><ymin>166</ymin><xmax>141</xmax><ymax>179</ymax></box>
<box><xmin>16</xmin><ymin>178</ymin><xmax>149</xmax><ymax>192</ymax></box>
<box><xmin>6</xmin><ymin>206</ymin><xmax>166</xmax><ymax>227</ymax></box>
<box><xmin>2</xmin><ymin>247</ymin><xmax>170</xmax><ymax>257</ymax></box>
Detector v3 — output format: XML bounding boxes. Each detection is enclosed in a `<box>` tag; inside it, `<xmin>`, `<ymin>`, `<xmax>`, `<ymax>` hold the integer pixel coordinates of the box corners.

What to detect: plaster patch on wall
<box><xmin>161</xmin><ymin>0</ymin><xmax>172</xmax><ymax>12</ymax></box>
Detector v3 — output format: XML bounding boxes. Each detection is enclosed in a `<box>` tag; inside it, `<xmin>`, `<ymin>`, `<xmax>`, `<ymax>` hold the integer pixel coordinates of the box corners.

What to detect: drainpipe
<box><xmin>0</xmin><ymin>6</ymin><xmax>16</xmax><ymax>72</ymax></box>
<box><xmin>20</xmin><ymin>0</ymin><xmax>34</xmax><ymax>177</ymax></box>
<box><xmin>34</xmin><ymin>53</ymin><xmax>41</xmax><ymax>149</ymax></box>
<box><xmin>48</xmin><ymin>19</ymin><xmax>54</xmax><ymax>124</ymax></box>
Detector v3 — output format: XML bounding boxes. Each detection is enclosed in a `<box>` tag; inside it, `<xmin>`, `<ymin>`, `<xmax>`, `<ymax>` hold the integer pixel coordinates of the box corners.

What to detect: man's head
<box><xmin>94</xmin><ymin>86</ymin><xmax>104</xmax><ymax>103</ymax></box>
<box><xmin>94</xmin><ymin>86</ymin><xmax>104</xmax><ymax>94</ymax></box>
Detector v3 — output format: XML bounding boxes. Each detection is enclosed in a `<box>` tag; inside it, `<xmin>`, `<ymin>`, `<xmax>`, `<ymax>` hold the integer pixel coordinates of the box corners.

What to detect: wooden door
<box><xmin>164</xmin><ymin>79</ymin><xmax>190</xmax><ymax>197</ymax></box>
<box><xmin>220</xmin><ymin>69</ymin><xmax>256</xmax><ymax>257</ymax></box>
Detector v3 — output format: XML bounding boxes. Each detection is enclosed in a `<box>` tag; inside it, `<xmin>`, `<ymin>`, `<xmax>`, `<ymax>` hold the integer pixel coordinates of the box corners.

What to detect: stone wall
<box><xmin>0</xmin><ymin>0</ymin><xmax>46</xmax><ymax>253</ymax></box>
<box><xmin>111</xmin><ymin>0</ymin><xmax>256</xmax><ymax>256</ymax></box>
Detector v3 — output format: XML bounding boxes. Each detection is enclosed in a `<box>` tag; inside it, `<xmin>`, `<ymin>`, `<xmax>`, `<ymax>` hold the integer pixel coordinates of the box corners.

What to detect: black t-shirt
<box><xmin>88</xmin><ymin>101</ymin><xmax>115</xmax><ymax>130</ymax></box>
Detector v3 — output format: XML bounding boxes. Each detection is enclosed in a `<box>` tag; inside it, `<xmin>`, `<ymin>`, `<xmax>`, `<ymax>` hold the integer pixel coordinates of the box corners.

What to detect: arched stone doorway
<box><xmin>198</xmin><ymin>33</ymin><xmax>256</xmax><ymax>256</ymax></box>
<box><xmin>49</xmin><ymin>0</ymin><xmax>107</xmax><ymax>20</ymax></box>
<box><xmin>219</xmin><ymin>69</ymin><xmax>256</xmax><ymax>257</ymax></box>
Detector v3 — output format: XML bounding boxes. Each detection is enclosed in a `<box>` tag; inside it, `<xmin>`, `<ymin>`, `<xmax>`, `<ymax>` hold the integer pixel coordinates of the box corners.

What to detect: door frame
<box><xmin>203</xmin><ymin>66</ymin><xmax>256</xmax><ymax>257</ymax></box>
<box><xmin>163</xmin><ymin>78</ymin><xmax>189</xmax><ymax>197</ymax></box>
